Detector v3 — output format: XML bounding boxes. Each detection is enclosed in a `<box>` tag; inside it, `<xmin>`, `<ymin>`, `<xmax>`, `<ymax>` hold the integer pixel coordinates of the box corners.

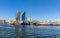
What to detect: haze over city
<box><xmin>0</xmin><ymin>0</ymin><xmax>60</xmax><ymax>20</ymax></box>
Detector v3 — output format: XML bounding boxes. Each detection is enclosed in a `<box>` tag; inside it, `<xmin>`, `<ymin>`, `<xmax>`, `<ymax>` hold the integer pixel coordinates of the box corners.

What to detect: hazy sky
<box><xmin>0</xmin><ymin>0</ymin><xmax>60</xmax><ymax>20</ymax></box>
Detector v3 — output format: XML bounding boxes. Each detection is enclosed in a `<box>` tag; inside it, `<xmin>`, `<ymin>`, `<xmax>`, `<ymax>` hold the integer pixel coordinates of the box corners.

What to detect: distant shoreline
<box><xmin>0</xmin><ymin>24</ymin><xmax>60</xmax><ymax>26</ymax></box>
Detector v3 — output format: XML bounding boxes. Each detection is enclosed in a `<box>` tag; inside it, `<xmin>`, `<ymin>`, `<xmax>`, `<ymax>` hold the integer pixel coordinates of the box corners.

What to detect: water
<box><xmin>0</xmin><ymin>24</ymin><xmax>60</xmax><ymax>38</ymax></box>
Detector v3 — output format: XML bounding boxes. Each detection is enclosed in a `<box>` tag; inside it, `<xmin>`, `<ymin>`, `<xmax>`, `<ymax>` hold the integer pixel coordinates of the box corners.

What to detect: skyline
<box><xmin>0</xmin><ymin>0</ymin><xmax>60</xmax><ymax>20</ymax></box>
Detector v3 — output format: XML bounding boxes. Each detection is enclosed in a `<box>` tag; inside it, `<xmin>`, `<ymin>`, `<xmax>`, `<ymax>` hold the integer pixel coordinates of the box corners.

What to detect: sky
<box><xmin>0</xmin><ymin>0</ymin><xmax>60</xmax><ymax>20</ymax></box>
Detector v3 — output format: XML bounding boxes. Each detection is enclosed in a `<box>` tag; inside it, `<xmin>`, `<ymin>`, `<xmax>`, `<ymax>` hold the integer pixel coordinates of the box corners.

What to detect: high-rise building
<box><xmin>16</xmin><ymin>10</ymin><xmax>20</xmax><ymax>22</ymax></box>
<box><xmin>22</xmin><ymin>11</ymin><xmax>26</xmax><ymax>23</ymax></box>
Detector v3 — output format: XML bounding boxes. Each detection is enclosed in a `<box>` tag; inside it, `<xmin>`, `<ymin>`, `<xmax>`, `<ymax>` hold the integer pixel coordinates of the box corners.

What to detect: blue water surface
<box><xmin>0</xmin><ymin>24</ymin><xmax>60</xmax><ymax>38</ymax></box>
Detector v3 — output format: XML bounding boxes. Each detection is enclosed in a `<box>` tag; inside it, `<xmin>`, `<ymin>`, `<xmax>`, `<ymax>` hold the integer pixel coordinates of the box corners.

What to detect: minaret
<box><xmin>16</xmin><ymin>10</ymin><xmax>20</xmax><ymax>23</ymax></box>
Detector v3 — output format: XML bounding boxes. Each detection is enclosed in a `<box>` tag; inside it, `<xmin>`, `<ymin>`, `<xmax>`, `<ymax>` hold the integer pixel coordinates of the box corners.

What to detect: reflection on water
<box><xmin>0</xmin><ymin>24</ymin><xmax>60</xmax><ymax>38</ymax></box>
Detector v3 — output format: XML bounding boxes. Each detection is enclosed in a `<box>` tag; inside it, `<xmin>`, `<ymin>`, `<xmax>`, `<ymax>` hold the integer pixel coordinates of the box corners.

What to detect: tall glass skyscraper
<box><xmin>22</xmin><ymin>12</ymin><xmax>26</xmax><ymax>23</ymax></box>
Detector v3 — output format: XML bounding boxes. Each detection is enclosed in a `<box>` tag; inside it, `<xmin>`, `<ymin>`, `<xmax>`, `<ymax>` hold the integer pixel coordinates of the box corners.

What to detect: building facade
<box><xmin>22</xmin><ymin>12</ymin><xmax>26</xmax><ymax>23</ymax></box>
<box><xmin>0</xmin><ymin>20</ymin><xmax>6</xmax><ymax>24</ymax></box>
<box><xmin>16</xmin><ymin>10</ymin><xmax>20</xmax><ymax>22</ymax></box>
